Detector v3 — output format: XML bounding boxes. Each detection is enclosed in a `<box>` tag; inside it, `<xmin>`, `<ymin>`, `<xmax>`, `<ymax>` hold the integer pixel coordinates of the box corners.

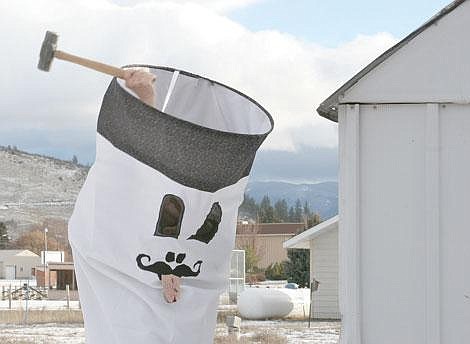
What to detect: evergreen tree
<box><xmin>0</xmin><ymin>222</ymin><xmax>10</xmax><ymax>249</ymax></box>
<box><xmin>237</xmin><ymin>193</ymin><xmax>324</xmax><ymax>226</ymax></box>
<box><xmin>294</xmin><ymin>199</ymin><xmax>303</xmax><ymax>222</ymax></box>
<box><xmin>284</xmin><ymin>248</ymin><xmax>310</xmax><ymax>287</ymax></box>
<box><xmin>259</xmin><ymin>195</ymin><xmax>274</xmax><ymax>223</ymax></box>
<box><xmin>288</xmin><ymin>206</ymin><xmax>295</xmax><ymax>222</ymax></box>
<box><xmin>72</xmin><ymin>155</ymin><xmax>78</xmax><ymax>164</ymax></box>
<box><xmin>273</xmin><ymin>199</ymin><xmax>289</xmax><ymax>222</ymax></box>
<box><xmin>303</xmin><ymin>201</ymin><xmax>311</xmax><ymax>217</ymax></box>
<box><xmin>307</xmin><ymin>213</ymin><xmax>321</xmax><ymax>228</ymax></box>
<box><xmin>239</xmin><ymin>194</ymin><xmax>259</xmax><ymax>219</ymax></box>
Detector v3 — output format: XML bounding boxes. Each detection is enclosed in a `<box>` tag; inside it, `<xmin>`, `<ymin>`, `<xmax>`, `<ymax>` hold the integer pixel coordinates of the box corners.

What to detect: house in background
<box><xmin>35</xmin><ymin>250</ymin><xmax>77</xmax><ymax>290</ymax></box>
<box><xmin>317</xmin><ymin>1</ymin><xmax>470</xmax><ymax>342</ymax></box>
<box><xmin>35</xmin><ymin>262</ymin><xmax>77</xmax><ymax>290</ymax></box>
<box><xmin>0</xmin><ymin>249</ymin><xmax>41</xmax><ymax>279</ymax></box>
<box><xmin>236</xmin><ymin>222</ymin><xmax>304</xmax><ymax>269</ymax></box>
<box><xmin>284</xmin><ymin>216</ymin><xmax>339</xmax><ymax>320</ymax></box>
<box><xmin>41</xmin><ymin>250</ymin><xmax>65</xmax><ymax>265</ymax></box>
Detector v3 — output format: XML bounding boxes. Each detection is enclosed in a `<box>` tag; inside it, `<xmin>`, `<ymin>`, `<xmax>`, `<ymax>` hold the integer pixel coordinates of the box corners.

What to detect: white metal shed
<box><xmin>283</xmin><ymin>215</ymin><xmax>339</xmax><ymax>320</ymax></box>
<box><xmin>317</xmin><ymin>1</ymin><xmax>470</xmax><ymax>343</ymax></box>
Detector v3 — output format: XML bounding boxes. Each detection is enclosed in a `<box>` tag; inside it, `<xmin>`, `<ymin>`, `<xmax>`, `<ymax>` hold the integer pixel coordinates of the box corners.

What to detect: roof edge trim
<box><xmin>316</xmin><ymin>0</ymin><xmax>467</xmax><ymax>122</ymax></box>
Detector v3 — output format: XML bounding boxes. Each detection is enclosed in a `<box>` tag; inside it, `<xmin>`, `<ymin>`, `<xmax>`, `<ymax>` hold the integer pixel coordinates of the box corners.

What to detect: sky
<box><xmin>0</xmin><ymin>0</ymin><xmax>451</xmax><ymax>183</ymax></box>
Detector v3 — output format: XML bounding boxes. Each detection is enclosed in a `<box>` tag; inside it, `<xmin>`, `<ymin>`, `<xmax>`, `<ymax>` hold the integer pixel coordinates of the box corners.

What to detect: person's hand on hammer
<box><xmin>123</xmin><ymin>69</ymin><xmax>156</xmax><ymax>107</ymax></box>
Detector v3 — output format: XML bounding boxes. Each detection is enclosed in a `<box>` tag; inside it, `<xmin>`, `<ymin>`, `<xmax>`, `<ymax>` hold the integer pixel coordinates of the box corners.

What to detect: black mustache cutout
<box><xmin>136</xmin><ymin>252</ymin><xmax>202</xmax><ymax>280</ymax></box>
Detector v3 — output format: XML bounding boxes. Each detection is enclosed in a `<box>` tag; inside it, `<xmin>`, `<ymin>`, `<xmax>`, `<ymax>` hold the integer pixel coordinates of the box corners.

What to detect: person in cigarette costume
<box><xmin>68</xmin><ymin>66</ymin><xmax>273</xmax><ymax>344</ymax></box>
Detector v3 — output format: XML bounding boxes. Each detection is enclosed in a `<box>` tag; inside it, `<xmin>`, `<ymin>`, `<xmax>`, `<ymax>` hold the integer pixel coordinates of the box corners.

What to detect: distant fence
<box><xmin>3</xmin><ymin>200</ymin><xmax>76</xmax><ymax>208</ymax></box>
<box><xmin>1</xmin><ymin>284</ymin><xmax>48</xmax><ymax>301</ymax></box>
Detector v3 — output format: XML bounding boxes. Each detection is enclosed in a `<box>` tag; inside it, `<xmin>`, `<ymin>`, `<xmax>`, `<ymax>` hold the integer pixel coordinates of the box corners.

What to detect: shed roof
<box><xmin>0</xmin><ymin>249</ymin><xmax>39</xmax><ymax>261</ymax></box>
<box><xmin>316</xmin><ymin>0</ymin><xmax>467</xmax><ymax>122</ymax></box>
<box><xmin>283</xmin><ymin>215</ymin><xmax>338</xmax><ymax>249</ymax></box>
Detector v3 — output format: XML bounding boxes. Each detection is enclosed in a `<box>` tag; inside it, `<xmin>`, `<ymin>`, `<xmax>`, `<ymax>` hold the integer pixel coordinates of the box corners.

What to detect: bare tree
<box><xmin>236</xmin><ymin>220</ymin><xmax>265</xmax><ymax>273</ymax></box>
<box><xmin>11</xmin><ymin>217</ymin><xmax>73</xmax><ymax>261</ymax></box>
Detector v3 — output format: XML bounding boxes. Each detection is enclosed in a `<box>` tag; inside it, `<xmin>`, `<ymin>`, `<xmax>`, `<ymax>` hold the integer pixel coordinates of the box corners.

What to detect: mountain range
<box><xmin>0</xmin><ymin>146</ymin><xmax>338</xmax><ymax>238</ymax></box>
<box><xmin>245</xmin><ymin>180</ymin><xmax>338</xmax><ymax>220</ymax></box>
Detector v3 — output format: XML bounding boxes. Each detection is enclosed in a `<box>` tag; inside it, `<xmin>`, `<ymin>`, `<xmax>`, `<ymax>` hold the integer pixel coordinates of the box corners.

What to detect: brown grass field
<box><xmin>0</xmin><ymin>309</ymin><xmax>83</xmax><ymax>324</ymax></box>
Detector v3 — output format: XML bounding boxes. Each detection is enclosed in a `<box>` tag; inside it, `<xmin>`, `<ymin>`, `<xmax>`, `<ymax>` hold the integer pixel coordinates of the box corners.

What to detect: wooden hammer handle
<box><xmin>54</xmin><ymin>50</ymin><xmax>126</xmax><ymax>79</ymax></box>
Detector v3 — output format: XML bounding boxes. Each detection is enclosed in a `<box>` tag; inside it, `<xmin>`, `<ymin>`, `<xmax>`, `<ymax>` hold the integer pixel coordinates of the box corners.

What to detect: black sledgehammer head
<box><xmin>38</xmin><ymin>31</ymin><xmax>58</xmax><ymax>72</ymax></box>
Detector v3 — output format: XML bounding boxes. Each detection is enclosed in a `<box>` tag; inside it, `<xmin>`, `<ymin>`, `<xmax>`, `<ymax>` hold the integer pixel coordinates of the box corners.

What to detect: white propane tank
<box><xmin>238</xmin><ymin>288</ymin><xmax>294</xmax><ymax>319</ymax></box>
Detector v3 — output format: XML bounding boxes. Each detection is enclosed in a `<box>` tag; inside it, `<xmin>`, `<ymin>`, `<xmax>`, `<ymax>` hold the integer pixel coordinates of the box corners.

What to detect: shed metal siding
<box><xmin>339</xmin><ymin>103</ymin><xmax>470</xmax><ymax>343</ymax></box>
<box><xmin>357</xmin><ymin>104</ymin><xmax>427</xmax><ymax>343</ymax></box>
<box><xmin>439</xmin><ymin>104</ymin><xmax>470</xmax><ymax>342</ymax></box>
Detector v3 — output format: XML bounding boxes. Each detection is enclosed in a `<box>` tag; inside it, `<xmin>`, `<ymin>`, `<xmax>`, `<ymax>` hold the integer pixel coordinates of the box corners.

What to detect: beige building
<box><xmin>235</xmin><ymin>223</ymin><xmax>304</xmax><ymax>269</ymax></box>
<box><xmin>0</xmin><ymin>249</ymin><xmax>41</xmax><ymax>279</ymax></box>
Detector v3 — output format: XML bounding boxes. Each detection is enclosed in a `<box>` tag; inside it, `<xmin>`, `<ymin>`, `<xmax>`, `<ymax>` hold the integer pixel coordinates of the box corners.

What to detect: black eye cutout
<box><xmin>187</xmin><ymin>202</ymin><xmax>222</xmax><ymax>244</ymax></box>
<box><xmin>154</xmin><ymin>194</ymin><xmax>185</xmax><ymax>239</ymax></box>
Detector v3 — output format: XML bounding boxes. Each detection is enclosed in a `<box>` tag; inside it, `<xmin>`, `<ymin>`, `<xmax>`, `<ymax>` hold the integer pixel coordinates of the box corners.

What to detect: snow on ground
<box><xmin>0</xmin><ymin>282</ymin><xmax>338</xmax><ymax>342</ymax></box>
<box><xmin>3</xmin><ymin>285</ymin><xmax>309</xmax><ymax>317</ymax></box>
<box><xmin>227</xmin><ymin>320</ymin><xmax>340</xmax><ymax>344</ymax></box>
<box><xmin>0</xmin><ymin>300</ymin><xmax>81</xmax><ymax>310</ymax></box>
<box><xmin>0</xmin><ymin>323</ymin><xmax>85</xmax><ymax>344</ymax></box>
<box><xmin>0</xmin><ymin>279</ymin><xmax>38</xmax><ymax>287</ymax></box>
<box><xmin>0</xmin><ymin>321</ymin><xmax>340</xmax><ymax>343</ymax></box>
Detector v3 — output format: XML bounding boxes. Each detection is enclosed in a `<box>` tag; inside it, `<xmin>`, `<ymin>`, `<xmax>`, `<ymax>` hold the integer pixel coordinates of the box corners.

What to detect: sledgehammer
<box><xmin>38</xmin><ymin>31</ymin><xmax>126</xmax><ymax>79</ymax></box>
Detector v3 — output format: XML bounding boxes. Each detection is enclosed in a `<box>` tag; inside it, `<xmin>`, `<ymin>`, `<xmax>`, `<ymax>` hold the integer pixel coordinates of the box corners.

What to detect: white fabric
<box><xmin>117</xmin><ymin>68</ymin><xmax>272</xmax><ymax>135</ymax></box>
<box><xmin>162</xmin><ymin>71</ymin><xmax>180</xmax><ymax>113</ymax></box>
<box><xmin>68</xmin><ymin>133</ymin><xmax>248</xmax><ymax>344</ymax></box>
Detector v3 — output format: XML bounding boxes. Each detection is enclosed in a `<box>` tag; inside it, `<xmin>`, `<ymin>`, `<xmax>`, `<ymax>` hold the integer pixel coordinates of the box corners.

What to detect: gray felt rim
<box><xmin>97</xmin><ymin>65</ymin><xmax>274</xmax><ymax>192</ymax></box>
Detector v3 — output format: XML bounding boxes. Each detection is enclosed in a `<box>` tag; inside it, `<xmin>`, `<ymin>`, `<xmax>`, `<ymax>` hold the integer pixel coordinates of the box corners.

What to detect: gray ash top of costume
<box><xmin>97</xmin><ymin>65</ymin><xmax>274</xmax><ymax>193</ymax></box>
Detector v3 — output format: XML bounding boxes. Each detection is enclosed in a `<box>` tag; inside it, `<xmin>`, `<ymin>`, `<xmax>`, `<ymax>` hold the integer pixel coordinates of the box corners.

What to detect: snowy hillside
<box><xmin>0</xmin><ymin>146</ymin><xmax>88</xmax><ymax>236</ymax></box>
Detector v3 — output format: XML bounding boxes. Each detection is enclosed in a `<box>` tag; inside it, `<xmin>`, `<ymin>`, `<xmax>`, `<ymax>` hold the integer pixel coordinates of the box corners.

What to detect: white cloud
<box><xmin>0</xmin><ymin>0</ymin><xmax>397</xmax><ymax>154</ymax></box>
<box><xmin>112</xmin><ymin>0</ymin><xmax>266</xmax><ymax>13</ymax></box>
<box><xmin>170</xmin><ymin>0</ymin><xmax>266</xmax><ymax>12</ymax></box>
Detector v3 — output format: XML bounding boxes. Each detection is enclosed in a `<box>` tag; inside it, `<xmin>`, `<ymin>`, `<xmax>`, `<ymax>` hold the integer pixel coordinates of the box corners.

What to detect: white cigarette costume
<box><xmin>68</xmin><ymin>65</ymin><xmax>274</xmax><ymax>344</ymax></box>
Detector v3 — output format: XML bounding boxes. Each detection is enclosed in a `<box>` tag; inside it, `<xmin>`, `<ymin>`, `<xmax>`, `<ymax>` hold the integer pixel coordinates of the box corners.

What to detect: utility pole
<box><xmin>44</xmin><ymin>227</ymin><xmax>48</xmax><ymax>253</ymax></box>
<box><xmin>44</xmin><ymin>227</ymin><xmax>48</xmax><ymax>290</ymax></box>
